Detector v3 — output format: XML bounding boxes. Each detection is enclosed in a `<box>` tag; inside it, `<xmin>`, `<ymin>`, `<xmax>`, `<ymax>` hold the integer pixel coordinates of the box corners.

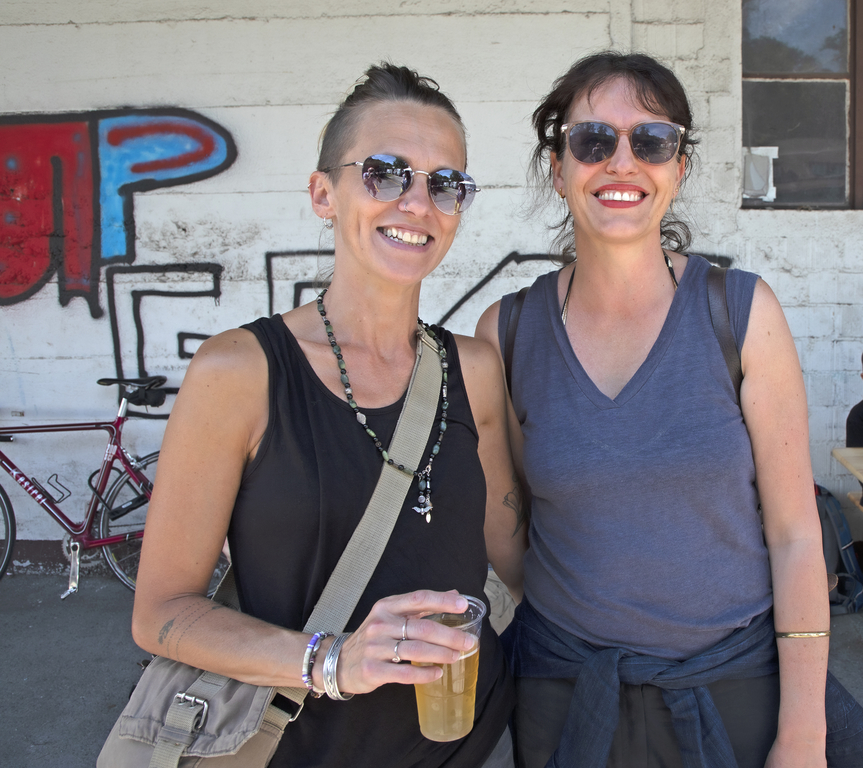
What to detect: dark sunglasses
<box><xmin>322</xmin><ymin>154</ymin><xmax>480</xmax><ymax>215</ymax></box>
<box><xmin>561</xmin><ymin>121</ymin><xmax>685</xmax><ymax>165</ymax></box>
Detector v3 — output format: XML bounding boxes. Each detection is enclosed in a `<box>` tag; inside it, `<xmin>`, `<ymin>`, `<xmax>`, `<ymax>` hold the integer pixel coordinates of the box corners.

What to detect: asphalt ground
<box><xmin>1</xmin><ymin>572</ymin><xmax>862</xmax><ymax>768</ymax></box>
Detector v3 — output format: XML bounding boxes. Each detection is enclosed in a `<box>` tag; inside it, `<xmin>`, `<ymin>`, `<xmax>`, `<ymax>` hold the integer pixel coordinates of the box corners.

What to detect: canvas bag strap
<box><xmin>301</xmin><ymin>326</ymin><xmax>442</xmax><ymax>631</ymax></box>
<box><xmin>149</xmin><ymin>326</ymin><xmax>442</xmax><ymax>768</ymax></box>
<box><xmin>279</xmin><ymin>325</ymin><xmax>443</xmax><ymax>703</ymax></box>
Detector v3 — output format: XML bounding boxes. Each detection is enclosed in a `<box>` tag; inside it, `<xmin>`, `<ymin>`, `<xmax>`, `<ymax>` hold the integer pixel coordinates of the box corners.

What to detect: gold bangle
<box><xmin>774</xmin><ymin>631</ymin><xmax>831</xmax><ymax>638</ymax></box>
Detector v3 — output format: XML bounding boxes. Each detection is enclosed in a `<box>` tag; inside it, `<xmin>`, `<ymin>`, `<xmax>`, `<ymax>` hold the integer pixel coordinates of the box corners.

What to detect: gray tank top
<box><xmin>499</xmin><ymin>254</ymin><xmax>772</xmax><ymax>659</ymax></box>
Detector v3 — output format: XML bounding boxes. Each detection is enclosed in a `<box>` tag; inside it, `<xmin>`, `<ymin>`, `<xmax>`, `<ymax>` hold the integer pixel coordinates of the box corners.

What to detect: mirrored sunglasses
<box><xmin>561</xmin><ymin>121</ymin><xmax>685</xmax><ymax>165</ymax></box>
<box><xmin>322</xmin><ymin>154</ymin><xmax>480</xmax><ymax>215</ymax></box>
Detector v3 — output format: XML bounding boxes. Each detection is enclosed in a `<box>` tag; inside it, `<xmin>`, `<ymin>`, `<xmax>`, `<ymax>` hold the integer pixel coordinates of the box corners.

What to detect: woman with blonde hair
<box><xmin>132</xmin><ymin>62</ymin><xmax>524</xmax><ymax>768</ymax></box>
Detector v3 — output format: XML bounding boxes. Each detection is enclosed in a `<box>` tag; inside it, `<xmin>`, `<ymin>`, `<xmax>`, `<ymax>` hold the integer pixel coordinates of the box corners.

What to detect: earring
<box><xmin>324</xmin><ymin>218</ymin><xmax>333</xmax><ymax>230</ymax></box>
<box><xmin>670</xmin><ymin>186</ymin><xmax>680</xmax><ymax>215</ymax></box>
<box><xmin>557</xmin><ymin>188</ymin><xmax>566</xmax><ymax>199</ymax></box>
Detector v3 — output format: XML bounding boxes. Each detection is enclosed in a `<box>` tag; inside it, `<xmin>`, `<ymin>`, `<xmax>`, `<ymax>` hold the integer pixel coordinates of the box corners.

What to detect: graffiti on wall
<box><xmin>265</xmin><ymin>249</ymin><xmax>554</xmax><ymax>322</ymax></box>
<box><xmin>105</xmin><ymin>262</ymin><xmax>224</xmax><ymax>417</ymax></box>
<box><xmin>2</xmin><ymin>104</ymin><xmax>734</xmax><ymax>420</ymax></box>
<box><xmin>0</xmin><ymin>109</ymin><xmax>237</xmax><ymax>318</ymax></box>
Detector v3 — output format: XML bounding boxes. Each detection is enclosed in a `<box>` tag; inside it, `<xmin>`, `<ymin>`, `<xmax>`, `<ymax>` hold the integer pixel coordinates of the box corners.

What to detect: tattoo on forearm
<box><xmin>158</xmin><ymin>619</ymin><xmax>174</xmax><ymax>645</ymax></box>
<box><xmin>159</xmin><ymin>602</ymin><xmax>225</xmax><ymax>656</ymax></box>
<box><xmin>503</xmin><ymin>473</ymin><xmax>528</xmax><ymax>536</ymax></box>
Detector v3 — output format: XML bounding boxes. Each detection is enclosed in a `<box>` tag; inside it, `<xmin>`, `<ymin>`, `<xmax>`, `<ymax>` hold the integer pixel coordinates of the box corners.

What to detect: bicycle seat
<box><xmin>97</xmin><ymin>376</ymin><xmax>167</xmax><ymax>390</ymax></box>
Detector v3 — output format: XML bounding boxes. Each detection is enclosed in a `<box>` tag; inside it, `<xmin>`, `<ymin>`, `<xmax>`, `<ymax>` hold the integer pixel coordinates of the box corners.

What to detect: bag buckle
<box><xmin>174</xmin><ymin>692</ymin><xmax>209</xmax><ymax>730</ymax></box>
<box><xmin>271</xmin><ymin>692</ymin><xmax>304</xmax><ymax>723</ymax></box>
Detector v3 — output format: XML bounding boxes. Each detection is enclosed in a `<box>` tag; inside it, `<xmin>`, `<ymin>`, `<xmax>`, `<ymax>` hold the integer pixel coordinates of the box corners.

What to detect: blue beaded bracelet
<box><xmin>301</xmin><ymin>631</ymin><xmax>333</xmax><ymax>697</ymax></box>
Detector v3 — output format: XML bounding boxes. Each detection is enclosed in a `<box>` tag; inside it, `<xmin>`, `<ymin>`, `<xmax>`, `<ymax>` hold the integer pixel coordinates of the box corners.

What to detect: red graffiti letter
<box><xmin>0</xmin><ymin>122</ymin><xmax>95</xmax><ymax>304</ymax></box>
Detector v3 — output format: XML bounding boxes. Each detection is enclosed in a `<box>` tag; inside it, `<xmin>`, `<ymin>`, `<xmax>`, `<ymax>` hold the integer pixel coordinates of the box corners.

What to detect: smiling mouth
<box><xmin>595</xmin><ymin>190</ymin><xmax>646</xmax><ymax>202</ymax></box>
<box><xmin>381</xmin><ymin>227</ymin><xmax>429</xmax><ymax>246</ymax></box>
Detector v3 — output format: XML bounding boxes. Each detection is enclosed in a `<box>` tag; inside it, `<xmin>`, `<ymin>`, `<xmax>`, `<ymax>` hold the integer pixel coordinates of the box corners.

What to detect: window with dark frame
<box><xmin>742</xmin><ymin>0</ymin><xmax>862</xmax><ymax>209</ymax></box>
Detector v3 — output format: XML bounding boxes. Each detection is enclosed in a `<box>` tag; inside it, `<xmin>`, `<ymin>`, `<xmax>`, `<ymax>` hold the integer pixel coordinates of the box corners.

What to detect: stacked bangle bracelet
<box><xmin>774</xmin><ymin>631</ymin><xmax>831</xmax><ymax>638</ymax></box>
<box><xmin>323</xmin><ymin>633</ymin><xmax>354</xmax><ymax>701</ymax></box>
<box><xmin>301</xmin><ymin>631</ymin><xmax>333</xmax><ymax>697</ymax></box>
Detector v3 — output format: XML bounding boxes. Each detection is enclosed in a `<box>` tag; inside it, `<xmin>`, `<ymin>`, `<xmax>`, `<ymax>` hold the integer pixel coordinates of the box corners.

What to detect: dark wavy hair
<box><xmin>530</xmin><ymin>51</ymin><xmax>699</xmax><ymax>262</ymax></box>
<box><xmin>317</xmin><ymin>62</ymin><xmax>466</xmax><ymax>175</ymax></box>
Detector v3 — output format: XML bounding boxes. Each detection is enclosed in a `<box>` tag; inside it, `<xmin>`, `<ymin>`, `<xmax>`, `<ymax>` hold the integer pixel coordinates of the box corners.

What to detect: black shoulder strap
<box><xmin>504</xmin><ymin>286</ymin><xmax>529</xmax><ymax>395</ymax></box>
<box><xmin>707</xmin><ymin>265</ymin><xmax>743</xmax><ymax>405</ymax></box>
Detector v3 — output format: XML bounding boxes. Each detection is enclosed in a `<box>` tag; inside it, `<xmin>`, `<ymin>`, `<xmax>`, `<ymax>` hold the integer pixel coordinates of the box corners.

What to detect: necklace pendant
<box><xmin>318</xmin><ymin>291</ymin><xmax>446</xmax><ymax>529</ymax></box>
<box><xmin>413</xmin><ymin>498</ymin><xmax>433</xmax><ymax>523</ymax></box>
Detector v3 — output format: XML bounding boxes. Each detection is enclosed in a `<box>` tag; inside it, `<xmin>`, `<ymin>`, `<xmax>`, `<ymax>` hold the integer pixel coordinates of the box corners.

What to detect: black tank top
<box><xmin>229</xmin><ymin>315</ymin><xmax>513</xmax><ymax>767</ymax></box>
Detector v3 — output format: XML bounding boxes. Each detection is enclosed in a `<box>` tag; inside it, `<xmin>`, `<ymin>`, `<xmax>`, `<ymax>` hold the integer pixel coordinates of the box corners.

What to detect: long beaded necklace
<box><xmin>316</xmin><ymin>289</ymin><xmax>447</xmax><ymax>523</ymax></box>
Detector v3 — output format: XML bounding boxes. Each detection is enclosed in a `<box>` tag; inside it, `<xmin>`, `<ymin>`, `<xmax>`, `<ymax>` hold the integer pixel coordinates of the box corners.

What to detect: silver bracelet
<box><xmin>322</xmin><ymin>632</ymin><xmax>354</xmax><ymax>701</ymax></box>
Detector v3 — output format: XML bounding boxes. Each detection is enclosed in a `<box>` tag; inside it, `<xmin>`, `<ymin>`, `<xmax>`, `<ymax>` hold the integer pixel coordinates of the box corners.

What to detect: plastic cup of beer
<box><xmin>412</xmin><ymin>595</ymin><xmax>486</xmax><ymax>742</ymax></box>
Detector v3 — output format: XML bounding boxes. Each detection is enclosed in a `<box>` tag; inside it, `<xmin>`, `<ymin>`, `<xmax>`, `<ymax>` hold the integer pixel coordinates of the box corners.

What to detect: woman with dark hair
<box><xmin>477</xmin><ymin>51</ymin><xmax>851</xmax><ymax>767</ymax></box>
<box><xmin>132</xmin><ymin>63</ymin><xmax>522</xmax><ymax>768</ymax></box>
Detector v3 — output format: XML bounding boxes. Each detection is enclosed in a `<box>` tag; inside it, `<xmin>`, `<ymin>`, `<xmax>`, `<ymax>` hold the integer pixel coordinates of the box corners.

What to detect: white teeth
<box><xmin>597</xmin><ymin>190</ymin><xmax>644</xmax><ymax>202</ymax></box>
<box><xmin>384</xmin><ymin>227</ymin><xmax>428</xmax><ymax>246</ymax></box>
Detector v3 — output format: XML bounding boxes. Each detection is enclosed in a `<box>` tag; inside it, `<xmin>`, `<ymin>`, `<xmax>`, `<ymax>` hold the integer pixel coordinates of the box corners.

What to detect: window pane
<box><xmin>742</xmin><ymin>81</ymin><xmax>846</xmax><ymax>204</ymax></box>
<box><xmin>743</xmin><ymin>0</ymin><xmax>848</xmax><ymax>74</ymax></box>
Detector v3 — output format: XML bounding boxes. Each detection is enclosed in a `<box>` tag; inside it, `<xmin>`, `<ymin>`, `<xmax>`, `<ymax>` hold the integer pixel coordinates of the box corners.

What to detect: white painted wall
<box><xmin>1</xmin><ymin>0</ymin><xmax>861</xmax><ymax>555</ymax></box>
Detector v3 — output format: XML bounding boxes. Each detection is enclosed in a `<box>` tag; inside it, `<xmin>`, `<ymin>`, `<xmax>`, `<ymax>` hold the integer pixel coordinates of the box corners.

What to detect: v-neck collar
<box><xmin>545</xmin><ymin>256</ymin><xmax>695</xmax><ymax>410</ymax></box>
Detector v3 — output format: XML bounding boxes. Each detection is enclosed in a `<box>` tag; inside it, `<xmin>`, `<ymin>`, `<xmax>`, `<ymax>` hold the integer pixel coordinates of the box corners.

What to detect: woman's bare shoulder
<box><xmin>451</xmin><ymin>332</ymin><xmax>499</xmax><ymax>369</ymax></box>
<box><xmin>474</xmin><ymin>300</ymin><xmax>503</xmax><ymax>352</ymax></box>
<box><xmin>450</xmin><ymin>333</ymin><xmax>506</xmax><ymax>422</ymax></box>
<box><xmin>183</xmin><ymin>327</ymin><xmax>267</xmax><ymax>390</ymax></box>
<box><xmin>170</xmin><ymin>326</ymin><xmax>269</xmax><ymax>448</ymax></box>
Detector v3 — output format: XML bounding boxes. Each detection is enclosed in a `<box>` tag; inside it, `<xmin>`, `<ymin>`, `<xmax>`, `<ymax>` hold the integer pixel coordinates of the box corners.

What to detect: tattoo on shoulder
<box><xmin>503</xmin><ymin>472</ymin><xmax>528</xmax><ymax>536</ymax></box>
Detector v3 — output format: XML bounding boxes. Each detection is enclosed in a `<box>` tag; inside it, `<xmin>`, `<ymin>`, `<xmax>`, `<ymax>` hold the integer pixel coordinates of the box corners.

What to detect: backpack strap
<box><xmin>706</xmin><ymin>265</ymin><xmax>743</xmax><ymax>405</ymax></box>
<box><xmin>815</xmin><ymin>485</ymin><xmax>863</xmax><ymax>613</ymax></box>
<box><xmin>504</xmin><ymin>286</ymin><xmax>529</xmax><ymax>395</ymax></box>
<box><xmin>506</xmin><ymin>266</ymin><xmax>740</xmax><ymax>403</ymax></box>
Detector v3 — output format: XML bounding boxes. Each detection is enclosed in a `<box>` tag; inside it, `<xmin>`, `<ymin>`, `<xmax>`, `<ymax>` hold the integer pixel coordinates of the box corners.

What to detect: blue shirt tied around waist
<box><xmin>507</xmin><ymin>599</ymin><xmax>863</xmax><ymax>767</ymax></box>
<box><xmin>507</xmin><ymin>599</ymin><xmax>779</xmax><ymax>768</ymax></box>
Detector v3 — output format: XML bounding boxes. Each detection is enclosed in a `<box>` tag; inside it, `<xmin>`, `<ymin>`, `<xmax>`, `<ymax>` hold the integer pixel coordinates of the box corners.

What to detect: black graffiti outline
<box><xmin>265</xmin><ymin>249</ymin><xmax>334</xmax><ymax>315</ymax></box>
<box><xmin>264</xmin><ymin>249</ymin><xmax>732</xmax><ymax>328</ymax></box>
<box><xmin>178</xmin><ymin>333</ymin><xmax>210</xmax><ymax>360</ymax></box>
<box><xmin>105</xmin><ymin>262</ymin><xmax>223</xmax><ymax>418</ymax></box>
<box><xmin>98</xmin><ymin>251</ymin><xmax>733</xmax><ymax>421</ymax></box>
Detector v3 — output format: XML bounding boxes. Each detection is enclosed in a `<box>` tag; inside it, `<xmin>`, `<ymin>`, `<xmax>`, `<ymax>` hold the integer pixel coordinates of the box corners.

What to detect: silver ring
<box><xmin>392</xmin><ymin>641</ymin><xmax>402</xmax><ymax>663</ymax></box>
<box><xmin>401</xmin><ymin>618</ymin><xmax>409</xmax><ymax>642</ymax></box>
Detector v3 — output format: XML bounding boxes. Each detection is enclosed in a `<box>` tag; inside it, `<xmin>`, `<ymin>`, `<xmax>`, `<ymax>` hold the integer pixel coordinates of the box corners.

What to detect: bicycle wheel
<box><xmin>100</xmin><ymin>452</ymin><xmax>229</xmax><ymax>596</ymax></box>
<box><xmin>0</xmin><ymin>484</ymin><xmax>16</xmax><ymax>583</ymax></box>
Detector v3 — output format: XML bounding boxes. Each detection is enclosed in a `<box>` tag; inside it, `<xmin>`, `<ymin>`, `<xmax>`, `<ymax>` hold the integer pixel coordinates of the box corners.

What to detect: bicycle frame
<box><xmin>0</xmin><ymin>398</ymin><xmax>152</xmax><ymax>552</ymax></box>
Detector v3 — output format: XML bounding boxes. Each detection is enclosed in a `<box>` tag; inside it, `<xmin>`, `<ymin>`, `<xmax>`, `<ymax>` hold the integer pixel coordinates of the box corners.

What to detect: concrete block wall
<box><xmin>1</xmin><ymin>0</ymin><xmax>861</xmax><ymax>555</ymax></box>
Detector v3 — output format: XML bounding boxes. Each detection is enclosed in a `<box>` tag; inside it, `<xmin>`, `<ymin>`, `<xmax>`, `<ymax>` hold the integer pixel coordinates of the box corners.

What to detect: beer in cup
<box><xmin>412</xmin><ymin>595</ymin><xmax>486</xmax><ymax>741</ymax></box>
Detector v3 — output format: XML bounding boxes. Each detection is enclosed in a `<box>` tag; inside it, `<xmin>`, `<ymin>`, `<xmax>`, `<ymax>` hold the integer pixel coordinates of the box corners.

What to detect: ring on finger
<box><xmin>392</xmin><ymin>640</ymin><xmax>402</xmax><ymax>663</ymax></box>
<box><xmin>401</xmin><ymin>617</ymin><xmax>409</xmax><ymax>642</ymax></box>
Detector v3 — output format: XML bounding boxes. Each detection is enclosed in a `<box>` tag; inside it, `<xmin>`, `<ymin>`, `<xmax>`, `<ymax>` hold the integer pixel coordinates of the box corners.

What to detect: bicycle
<box><xmin>0</xmin><ymin>376</ymin><xmax>228</xmax><ymax>599</ymax></box>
